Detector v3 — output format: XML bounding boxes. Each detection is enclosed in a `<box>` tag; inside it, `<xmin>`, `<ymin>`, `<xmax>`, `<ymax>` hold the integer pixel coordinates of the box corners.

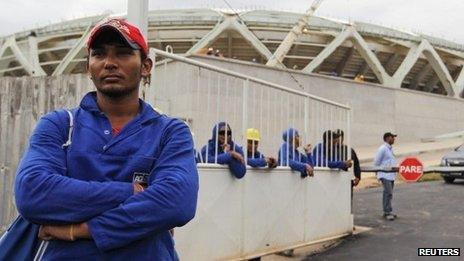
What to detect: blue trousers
<box><xmin>380</xmin><ymin>178</ymin><xmax>394</xmax><ymax>214</ymax></box>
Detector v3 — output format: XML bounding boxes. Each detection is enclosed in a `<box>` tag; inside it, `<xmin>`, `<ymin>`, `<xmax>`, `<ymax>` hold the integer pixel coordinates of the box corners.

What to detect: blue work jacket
<box><xmin>14</xmin><ymin>92</ymin><xmax>199</xmax><ymax>260</ymax></box>
<box><xmin>199</xmin><ymin>122</ymin><xmax>246</xmax><ymax>178</ymax></box>
<box><xmin>247</xmin><ymin>151</ymin><xmax>267</xmax><ymax>168</ymax></box>
<box><xmin>313</xmin><ymin>143</ymin><xmax>347</xmax><ymax>169</ymax></box>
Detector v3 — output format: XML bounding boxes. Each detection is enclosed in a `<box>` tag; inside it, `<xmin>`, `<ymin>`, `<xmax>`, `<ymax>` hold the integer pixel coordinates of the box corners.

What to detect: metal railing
<box><xmin>148</xmin><ymin>48</ymin><xmax>352</xmax><ymax>168</ymax></box>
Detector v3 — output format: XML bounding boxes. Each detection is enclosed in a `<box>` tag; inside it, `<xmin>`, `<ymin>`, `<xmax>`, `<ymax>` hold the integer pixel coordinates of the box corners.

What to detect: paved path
<box><xmin>307</xmin><ymin>180</ymin><xmax>464</xmax><ymax>261</ymax></box>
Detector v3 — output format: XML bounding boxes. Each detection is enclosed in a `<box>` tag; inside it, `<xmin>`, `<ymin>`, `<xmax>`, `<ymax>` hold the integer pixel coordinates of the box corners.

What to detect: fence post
<box><xmin>347</xmin><ymin>103</ymin><xmax>352</xmax><ymax>160</ymax></box>
<box><xmin>304</xmin><ymin>97</ymin><xmax>309</xmax><ymax>147</ymax></box>
<box><xmin>242</xmin><ymin>79</ymin><xmax>249</xmax><ymax>164</ymax></box>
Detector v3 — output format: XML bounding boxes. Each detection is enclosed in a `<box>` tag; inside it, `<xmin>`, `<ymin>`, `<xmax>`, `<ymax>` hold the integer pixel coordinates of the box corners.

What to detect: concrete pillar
<box><xmin>127</xmin><ymin>0</ymin><xmax>149</xmax><ymax>39</ymax></box>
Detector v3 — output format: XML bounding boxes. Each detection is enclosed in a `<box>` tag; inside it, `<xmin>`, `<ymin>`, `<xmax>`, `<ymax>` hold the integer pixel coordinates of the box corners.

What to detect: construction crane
<box><xmin>266</xmin><ymin>0</ymin><xmax>325</xmax><ymax>67</ymax></box>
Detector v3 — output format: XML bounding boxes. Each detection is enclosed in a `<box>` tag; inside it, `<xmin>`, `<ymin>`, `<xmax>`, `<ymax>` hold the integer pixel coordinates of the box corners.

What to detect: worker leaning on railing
<box><xmin>313</xmin><ymin>130</ymin><xmax>353</xmax><ymax>169</ymax></box>
<box><xmin>246</xmin><ymin>128</ymin><xmax>277</xmax><ymax>168</ymax></box>
<box><xmin>195</xmin><ymin>125</ymin><xmax>359</xmax><ymax>180</ymax></box>
<box><xmin>278</xmin><ymin>128</ymin><xmax>315</xmax><ymax>178</ymax></box>
<box><xmin>199</xmin><ymin>122</ymin><xmax>246</xmax><ymax>179</ymax></box>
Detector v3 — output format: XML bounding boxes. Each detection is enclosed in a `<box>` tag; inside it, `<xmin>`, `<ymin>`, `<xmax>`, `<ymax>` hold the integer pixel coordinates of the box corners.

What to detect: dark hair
<box><xmin>323</xmin><ymin>130</ymin><xmax>335</xmax><ymax>144</ymax></box>
<box><xmin>335</xmin><ymin>129</ymin><xmax>344</xmax><ymax>138</ymax></box>
<box><xmin>383</xmin><ymin>132</ymin><xmax>396</xmax><ymax>141</ymax></box>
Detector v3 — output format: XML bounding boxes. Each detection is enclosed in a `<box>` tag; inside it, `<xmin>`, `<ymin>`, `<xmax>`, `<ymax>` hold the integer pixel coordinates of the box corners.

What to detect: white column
<box><xmin>127</xmin><ymin>0</ymin><xmax>149</xmax><ymax>38</ymax></box>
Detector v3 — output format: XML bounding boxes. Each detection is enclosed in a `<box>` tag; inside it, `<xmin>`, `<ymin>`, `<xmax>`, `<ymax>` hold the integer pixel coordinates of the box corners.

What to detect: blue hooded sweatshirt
<box><xmin>200</xmin><ymin>122</ymin><xmax>246</xmax><ymax>178</ymax></box>
<box><xmin>247</xmin><ymin>150</ymin><xmax>267</xmax><ymax>168</ymax></box>
<box><xmin>277</xmin><ymin>128</ymin><xmax>314</xmax><ymax>177</ymax></box>
<box><xmin>14</xmin><ymin>92</ymin><xmax>199</xmax><ymax>260</ymax></box>
<box><xmin>313</xmin><ymin>143</ymin><xmax>347</xmax><ymax>169</ymax></box>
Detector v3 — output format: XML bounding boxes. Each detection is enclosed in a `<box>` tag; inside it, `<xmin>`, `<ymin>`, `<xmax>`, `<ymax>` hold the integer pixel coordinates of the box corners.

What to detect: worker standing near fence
<box><xmin>13</xmin><ymin>18</ymin><xmax>198</xmax><ymax>260</ymax></box>
<box><xmin>246</xmin><ymin>128</ymin><xmax>277</xmax><ymax>168</ymax></box>
<box><xmin>374</xmin><ymin>132</ymin><xmax>399</xmax><ymax>221</ymax></box>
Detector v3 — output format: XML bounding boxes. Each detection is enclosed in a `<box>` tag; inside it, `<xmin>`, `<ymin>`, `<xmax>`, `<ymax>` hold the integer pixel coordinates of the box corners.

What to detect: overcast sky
<box><xmin>1</xmin><ymin>0</ymin><xmax>464</xmax><ymax>44</ymax></box>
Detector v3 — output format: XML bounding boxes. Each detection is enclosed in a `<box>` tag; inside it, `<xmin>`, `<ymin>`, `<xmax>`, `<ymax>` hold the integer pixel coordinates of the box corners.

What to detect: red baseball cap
<box><xmin>87</xmin><ymin>18</ymin><xmax>149</xmax><ymax>56</ymax></box>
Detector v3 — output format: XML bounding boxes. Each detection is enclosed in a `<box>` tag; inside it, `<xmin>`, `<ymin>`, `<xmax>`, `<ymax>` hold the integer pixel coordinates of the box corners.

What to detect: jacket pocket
<box><xmin>128</xmin><ymin>155</ymin><xmax>156</xmax><ymax>174</ymax></box>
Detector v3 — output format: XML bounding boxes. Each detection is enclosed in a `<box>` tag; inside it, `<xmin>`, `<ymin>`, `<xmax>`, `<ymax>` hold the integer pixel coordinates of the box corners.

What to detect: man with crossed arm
<box><xmin>14</xmin><ymin>18</ymin><xmax>198</xmax><ymax>260</ymax></box>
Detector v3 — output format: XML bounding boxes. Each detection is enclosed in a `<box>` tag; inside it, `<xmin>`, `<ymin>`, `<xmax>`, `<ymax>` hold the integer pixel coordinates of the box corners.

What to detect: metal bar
<box><xmin>150</xmin><ymin>48</ymin><xmax>350</xmax><ymax>109</ymax></box>
<box><xmin>196</xmin><ymin>67</ymin><xmax>201</xmax><ymax>151</ymax></box>
<box><xmin>215</xmin><ymin>74</ymin><xmax>220</xmax><ymax>164</ymax></box>
<box><xmin>347</xmin><ymin>106</ymin><xmax>352</xmax><ymax>161</ymax></box>
<box><xmin>242</xmin><ymin>80</ymin><xmax>249</xmax><ymax>165</ymax></box>
<box><xmin>259</xmin><ymin>85</ymin><xmax>264</xmax><ymax>151</ymax></box>
<box><xmin>206</xmin><ymin>70</ymin><xmax>212</xmax><ymax>164</ymax></box>
<box><xmin>315</xmin><ymin>101</ymin><xmax>320</xmax><ymax>167</ymax></box>
<box><xmin>360</xmin><ymin>166</ymin><xmax>464</xmax><ymax>173</ymax></box>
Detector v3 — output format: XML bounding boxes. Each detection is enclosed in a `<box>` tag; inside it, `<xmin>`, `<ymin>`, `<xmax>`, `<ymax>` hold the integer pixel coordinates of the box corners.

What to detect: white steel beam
<box><xmin>186</xmin><ymin>16</ymin><xmax>272</xmax><ymax>61</ymax></box>
<box><xmin>52</xmin><ymin>25</ymin><xmax>92</xmax><ymax>76</ymax></box>
<box><xmin>186</xmin><ymin>18</ymin><xmax>230</xmax><ymax>55</ymax></box>
<box><xmin>230</xmin><ymin>18</ymin><xmax>273</xmax><ymax>61</ymax></box>
<box><xmin>350</xmin><ymin>29</ymin><xmax>392</xmax><ymax>85</ymax></box>
<box><xmin>302</xmin><ymin>27</ymin><xmax>392</xmax><ymax>84</ymax></box>
<box><xmin>422</xmin><ymin>41</ymin><xmax>456</xmax><ymax>96</ymax></box>
<box><xmin>27</xmin><ymin>35</ymin><xmax>47</xmax><ymax>76</ymax></box>
<box><xmin>302</xmin><ymin>29</ymin><xmax>352</xmax><ymax>74</ymax></box>
<box><xmin>393</xmin><ymin>39</ymin><xmax>456</xmax><ymax>96</ymax></box>
<box><xmin>266</xmin><ymin>0</ymin><xmax>325</xmax><ymax>67</ymax></box>
<box><xmin>392</xmin><ymin>41</ymin><xmax>425</xmax><ymax>87</ymax></box>
<box><xmin>454</xmin><ymin>66</ymin><xmax>464</xmax><ymax>97</ymax></box>
<box><xmin>0</xmin><ymin>36</ymin><xmax>45</xmax><ymax>76</ymax></box>
<box><xmin>0</xmin><ymin>38</ymin><xmax>12</xmax><ymax>59</ymax></box>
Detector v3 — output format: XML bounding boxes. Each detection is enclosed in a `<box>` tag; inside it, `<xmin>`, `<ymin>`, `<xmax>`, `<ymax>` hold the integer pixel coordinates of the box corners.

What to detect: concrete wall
<box><xmin>190</xmin><ymin>55</ymin><xmax>464</xmax><ymax>147</ymax></box>
<box><xmin>176</xmin><ymin>166</ymin><xmax>353</xmax><ymax>260</ymax></box>
<box><xmin>0</xmin><ymin>75</ymin><xmax>93</xmax><ymax>229</ymax></box>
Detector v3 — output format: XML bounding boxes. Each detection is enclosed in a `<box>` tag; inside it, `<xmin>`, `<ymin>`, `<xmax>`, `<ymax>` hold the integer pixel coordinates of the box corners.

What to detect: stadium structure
<box><xmin>1</xmin><ymin>8</ymin><xmax>464</xmax><ymax>98</ymax></box>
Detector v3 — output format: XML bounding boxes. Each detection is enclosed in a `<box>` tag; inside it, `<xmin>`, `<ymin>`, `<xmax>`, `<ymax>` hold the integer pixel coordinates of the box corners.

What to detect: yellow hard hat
<box><xmin>246</xmin><ymin>128</ymin><xmax>260</xmax><ymax>141</ymax></box>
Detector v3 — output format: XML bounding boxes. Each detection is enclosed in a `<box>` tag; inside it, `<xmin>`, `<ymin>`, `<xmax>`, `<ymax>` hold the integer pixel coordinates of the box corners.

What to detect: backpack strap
<box><xmin>62</xmin><ymin>109</ymin><xmax>75</xmax><ymax>148</ymax></box>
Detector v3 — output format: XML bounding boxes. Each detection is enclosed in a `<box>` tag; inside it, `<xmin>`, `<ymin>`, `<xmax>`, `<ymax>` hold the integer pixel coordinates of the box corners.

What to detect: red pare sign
<box><xmin>399</xmin><ymin>157</ymin><xmax>424</xmax><ymax>182</ymax></box>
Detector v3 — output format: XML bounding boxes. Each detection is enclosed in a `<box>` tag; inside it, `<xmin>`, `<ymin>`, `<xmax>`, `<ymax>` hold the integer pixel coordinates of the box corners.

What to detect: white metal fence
<box><xmin>148</xmin><ymin>48</ymin><xmax>351</xmax><ymax>168</ymax></box>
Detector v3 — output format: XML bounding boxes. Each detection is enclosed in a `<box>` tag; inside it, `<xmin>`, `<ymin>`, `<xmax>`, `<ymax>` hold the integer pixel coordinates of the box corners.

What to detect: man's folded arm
<box><xmin>15</xmin><ymin>112</ymin><xmax>133</xmax><ymax>224</ymax></box>
<box><xmin>87</xmin><ymin>121</ymin><xmax>199</xmax><ymax>251</ymax></box>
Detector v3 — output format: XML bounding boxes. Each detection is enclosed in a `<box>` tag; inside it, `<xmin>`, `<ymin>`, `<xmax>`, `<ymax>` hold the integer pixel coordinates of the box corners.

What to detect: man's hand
<box><xmin>345</xmin><ymin>160</ymin><xmax>353</xmax><ymax>168</ymax></box>
<box><xmin>353</xmin><ymin>177</ymin><xmax>360</xmax><ymax>186</ymax></box>
<box><xmin>266</xmin><ymin>157</ymin><xmax>277</xmax><ymax>168</ymax></box>
<box><xmin>133</xmin><ymin>183</ymin><xmax>144</xmax><ymax>194</ymax></box>
<box><xmin>303</xmin><ymin>144</ymin><xmax>312</xmax><ymax>154</ymax></box>
<box><xmin>222</xmin><ymin>144</ymin><xmax>231</xmax><ymax>152</ymax></box>
<box><xmin>305</xmin><ymin>164</ymin><xmax>314</xmax><ymax>177</ymax></box>
<box><xmin>391</xmin><ymin>166</ymin><xmax>399</xmax><ymax>172</ymax></box>
<box><xmin>230</xmin><ymin>151</ymin><xmax>245</xmax><ymax>164</ymax></box>
<box><xmin>38</xmin><ymin>223</ymin><xmax>90</xmax><ymax>241</ymax></box>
